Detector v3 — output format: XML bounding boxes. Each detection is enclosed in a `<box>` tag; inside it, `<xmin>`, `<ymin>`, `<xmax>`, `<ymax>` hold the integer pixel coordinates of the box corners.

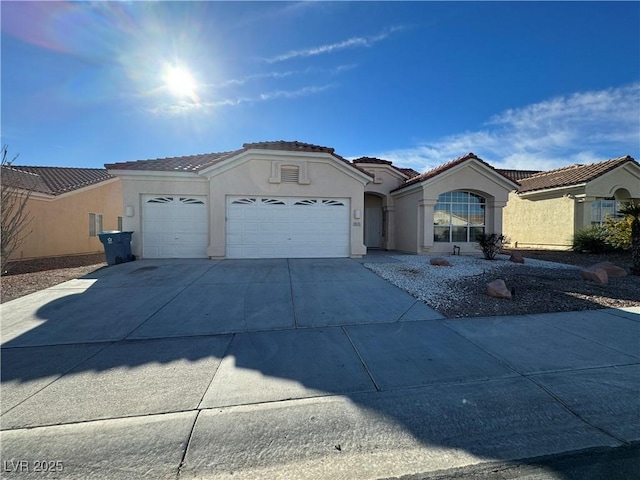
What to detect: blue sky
<box><xmin>2</xmin><ymin>1</ymin><xmax>639</xmax><ymax>172</ymax></box>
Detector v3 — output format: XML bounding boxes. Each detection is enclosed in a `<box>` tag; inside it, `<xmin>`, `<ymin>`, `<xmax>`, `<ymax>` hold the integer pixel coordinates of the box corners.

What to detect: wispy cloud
<box><xmin>265</xmin><ymin>26</ymin><xmax>405</xmax><ymax>63</ymax></box>
<box><xmin>211</xmin><ymin>65</ymin><xmax>356</xmax><ymax>88</ymax></box>
<box><xmin>373</xmin><ymin>83</ymin><xmax>640</xmax><ymax>172</ymax></box>
<box><xmin>148</xmin><ymin>84</ymin><xmax>335</xmax><ymax>116</ymax></box>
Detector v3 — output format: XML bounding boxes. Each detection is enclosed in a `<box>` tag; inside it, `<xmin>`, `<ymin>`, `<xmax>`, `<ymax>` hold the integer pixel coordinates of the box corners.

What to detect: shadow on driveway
<box><xmin>1</xmin><ymin>258</ymin><xmax>638</xmax><ymax>479</ymax></box>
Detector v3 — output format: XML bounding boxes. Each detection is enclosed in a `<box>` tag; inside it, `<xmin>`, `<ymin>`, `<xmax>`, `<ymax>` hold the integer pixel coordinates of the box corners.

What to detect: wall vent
<box><xmin>281</xmin><ymin>166</ymin><xmax>300</xmax><ymax>183</ymax></box>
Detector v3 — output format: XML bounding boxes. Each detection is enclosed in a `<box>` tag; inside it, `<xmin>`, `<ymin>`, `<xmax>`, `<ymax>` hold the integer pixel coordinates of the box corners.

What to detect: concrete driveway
<box><xmin>1</xmin><ymin>258</ymin><xmax>639</xmax><ymax>479</ymax></box>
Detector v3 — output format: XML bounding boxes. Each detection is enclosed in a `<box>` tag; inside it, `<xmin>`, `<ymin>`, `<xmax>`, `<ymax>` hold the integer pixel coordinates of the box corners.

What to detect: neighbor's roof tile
<box><xmin>517</xmin><ymin>156</ymin><xmax>638</xmax><ymax>193</ymax></box>
<box><xmin>1</xmin><ymin>166</ymin><xmax>114</xmax><ymax>195</ymax></box>
<box><xmin>353</xmin><ymin>157</ymin><xmax>420</xmax><ymax>178</ymax></box>
<box><xmin>495</xmin><ymin>169</ymin><xmax>543</xmax><ymax>183</ymax></box>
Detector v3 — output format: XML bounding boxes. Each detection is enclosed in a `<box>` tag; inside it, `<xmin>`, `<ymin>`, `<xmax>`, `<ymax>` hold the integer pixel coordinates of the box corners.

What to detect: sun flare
<box><xmin>164</xmin><ymin>65</ymin><xmax>198</xmax><ymax>101</ymax></box>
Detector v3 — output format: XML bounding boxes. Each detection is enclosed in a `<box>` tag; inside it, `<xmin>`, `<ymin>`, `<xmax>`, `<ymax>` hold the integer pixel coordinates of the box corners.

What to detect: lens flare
<box><xmin>164</xmin><ymin>66</ymin><xmax>198</xmax><ymax>100</ymax></box>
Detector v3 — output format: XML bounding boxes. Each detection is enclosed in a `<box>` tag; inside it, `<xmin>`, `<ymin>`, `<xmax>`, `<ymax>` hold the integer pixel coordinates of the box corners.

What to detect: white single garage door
<box><xmin>226</xmin><ymin>196</ymin><xmax>350</xmax><ymax>258</ymax></box>
<box><xmin>142</xmin><ymin>195</ymin><xmax>208</xmax><ymax>258</ymax></box>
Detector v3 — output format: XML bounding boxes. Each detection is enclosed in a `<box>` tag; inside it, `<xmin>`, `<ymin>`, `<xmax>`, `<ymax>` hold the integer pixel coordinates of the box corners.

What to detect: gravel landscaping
<box><xmin>365</xmin><ymin>251</ymin><xmax>640</xmax><ymax>318</ymax></box>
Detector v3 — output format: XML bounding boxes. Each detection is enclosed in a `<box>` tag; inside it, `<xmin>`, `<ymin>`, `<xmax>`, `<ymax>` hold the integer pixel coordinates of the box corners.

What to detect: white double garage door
<box><xmin>142</xmin><ymin>195</ymin><xmax>350</xmax><ymax>259</ymax></box>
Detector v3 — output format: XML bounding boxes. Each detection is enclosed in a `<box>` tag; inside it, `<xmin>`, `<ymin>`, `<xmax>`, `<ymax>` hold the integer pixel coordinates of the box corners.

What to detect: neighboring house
<box><xmin>502</xmin><ymin>156</ymin><xmax>640</xmax><ymax>250</ymax></box>
<box><xmin>105</xmin><ymin>142</ymin><xmax>518</xmax><ymax>259</ymax></box>
<box><xmin>0</xmin><ymin>166</ymin><xmax>122</xmax><ymax>261</ymax></box>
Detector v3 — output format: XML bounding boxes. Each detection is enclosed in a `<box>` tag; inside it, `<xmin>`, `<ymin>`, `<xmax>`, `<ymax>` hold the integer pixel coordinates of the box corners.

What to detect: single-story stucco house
<box><xmin>105</xmin><ymin>141</ymin><xmax>519</xmax><ymax>259</ymax></box>
<box><xmin>501</xmin><ymin>155</ymin><xmax>640</xmax><ymax>250</ymax></box>
<box><xmin>0</xmin><ymin>166</ymin><xmax>122</xmax><ymax>261</ymax></box>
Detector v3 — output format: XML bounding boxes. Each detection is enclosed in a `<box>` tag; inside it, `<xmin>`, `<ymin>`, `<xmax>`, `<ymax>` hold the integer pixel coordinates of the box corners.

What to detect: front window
<box><xmin>591</xmin><ymin>198</ymin><xmax>623</xmax><ymax>225</ymax></box>
<box><xmin>89</xmin><ymin>213</ymin><xmax>103</xmax><ymax>237</ymax></box>
<box><xmin>434</xmin><ymin>191</ymin><xmax>485</xmax><ymax>242</ymax></box>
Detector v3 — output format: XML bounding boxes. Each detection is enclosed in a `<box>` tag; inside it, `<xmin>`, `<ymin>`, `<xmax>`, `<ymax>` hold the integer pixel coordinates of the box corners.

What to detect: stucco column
<box><xmin>419</xmin><ymin>198</ymin><xmax>436</xmax><ymax>253</ymax></box>
<box><xmin>383</xmin><ymin>205</ymin><xmax>395</xmax><ymax>250</ymax></box>
<box><xmin>575</xmin><ymin>196</ymin><xmax>595</xmax><ymax>230</ymax></box>
<box><xmin>490</xmin><ymin>200</ymin><xmax>507</xmax><ymax>235</ymax></box>
<box><xmin>207</xmin><ymin>183</ymin><xmax>226</xmax><ymax>258</ymax></box>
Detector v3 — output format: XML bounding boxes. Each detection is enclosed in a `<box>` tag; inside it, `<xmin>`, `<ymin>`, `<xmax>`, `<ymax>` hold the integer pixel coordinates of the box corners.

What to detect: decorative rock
<box><xmin>430</xmin><ymin>258</ymin><xmax>452</xmax><ymax>267</ymax></box>
<box><xmin>580</xmin><ymin>267</ymin><xmax>608</xmax><ymax>285</ymax></box>
<box><xmin>486</xmin><ymin>279</ymin><xmax>512</xmax><ymax>299</ymax></box>
<box><xmin>509</xmin><ymin>250</ymin><xmax>525</xmax><ymax>264</ymax></box>
<box><xmin>591</xmin><ymin>261</ymin><xmax>627</xmax><ymax>278</ymax></box>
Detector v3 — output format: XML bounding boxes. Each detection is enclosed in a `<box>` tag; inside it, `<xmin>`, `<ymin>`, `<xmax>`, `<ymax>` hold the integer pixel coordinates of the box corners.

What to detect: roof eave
<box><xmin>518</xmin><ymin>182</ymin><xmax>587</xmax><ymax>197</ymax></box>
<box><xmin>106</xmin><ymin>169</ymin><xmax>203</xmax><ymax>178</ymax></box>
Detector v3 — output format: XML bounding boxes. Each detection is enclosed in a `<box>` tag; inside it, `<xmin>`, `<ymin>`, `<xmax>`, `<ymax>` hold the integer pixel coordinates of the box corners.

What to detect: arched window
<box><xmin>434</xmin><ymin>191</ymin><xmax>486</xmax><ymax>242</ymax></box>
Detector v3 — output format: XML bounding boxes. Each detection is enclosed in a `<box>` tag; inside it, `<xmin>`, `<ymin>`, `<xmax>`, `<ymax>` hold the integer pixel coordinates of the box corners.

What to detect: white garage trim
<box><xmin>142</xmin><ymin>195</ymin><xmax>208</xmax><ymax>258</ymax></box>
<box><xmin>226</xmin><ymin>196</ymin><xmax>350</xmax><ymax>258</ymax></box>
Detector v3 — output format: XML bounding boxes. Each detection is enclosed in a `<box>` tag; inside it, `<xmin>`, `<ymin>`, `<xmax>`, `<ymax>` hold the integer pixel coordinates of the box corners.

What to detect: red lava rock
<box><xmin>580</xmin><ymin>267</ymin><xmax>608</xmax><ymax>285</ymax></box>
<box><xmin>486</xmin><ymin>279</ymin><xmax>512</xmax><ymax>299</ymax></box>
<box><xmin>430</xmin><ymin>257</ymin><xmax>452</xmax><ymax>267</ymax></box>
<box><xmin>509</xmin><ymin>250</ymin><xmax>525</xmax><ymax>264</ymax></box>
<box><xmin>591</xmin><ymin>261</ymin><xmax>627</xmax><ymax>278</ymax></box>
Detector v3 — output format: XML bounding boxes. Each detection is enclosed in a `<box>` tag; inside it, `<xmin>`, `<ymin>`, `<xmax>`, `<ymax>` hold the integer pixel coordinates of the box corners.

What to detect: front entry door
<box><xmin>365</xmin><ymin>206</ymin><xmax>383</xmax><ymax>248</ymax></box>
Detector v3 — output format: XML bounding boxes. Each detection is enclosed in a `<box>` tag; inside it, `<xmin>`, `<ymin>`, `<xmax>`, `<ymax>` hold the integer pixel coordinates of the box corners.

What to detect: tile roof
<box><xmin>242</xmin><ymin>140</ymin><xmax>335</xmax><ymax>154</ymax></box>
<box><xmin>1</xmin><ymin>166</ymin><xmax>115</xmax><ymax>195</ymax></box>
<box><xmin>517</xmin><ymin>155</ymin><xmax>638</xmax><ymax>193</ymax></box>
<box><xmin>395</xmin><ymin>167</ymin><xmax>421</xmax><ymax>179</ymax></box>
<box><xmin>104</xmin><ymin>151</ymin><xmax>235</xmax><ymax>172</ymax></box>
<box><xmin>353</xmin><ymin>157</ymin><xmax>393</xmax><ymax>166</ymax></box>
<box><xmin>353</xmin><ymin>157</ymin><xmax>420</xmax><ymax>178</ymax></box>
<box><xmin>392</xmin><ymin>153</ymin><xmax>517</xmax><ymax>192</ymax></box>
<box><xmin>495</xmin><ymin>169</ymin><xmax>543</xmax><ymax>183</ymax></box>
<box><xmin>104</xmin><ymin>141</ymin><xmax>374</xmax><ymax>178</ymax></box>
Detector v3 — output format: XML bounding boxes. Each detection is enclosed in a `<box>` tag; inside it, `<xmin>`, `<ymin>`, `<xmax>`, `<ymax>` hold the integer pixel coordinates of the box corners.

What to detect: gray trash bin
<box><xmin>98</xmin><ymin>231</ymin><xmax>135</xmax><ymax>266</ymax></box>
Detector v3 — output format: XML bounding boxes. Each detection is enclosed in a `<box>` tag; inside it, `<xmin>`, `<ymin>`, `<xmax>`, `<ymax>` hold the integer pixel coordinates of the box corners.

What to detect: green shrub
<box><xmin>604</xmin><ymin>216</ymin><xmax>632</xmax><ymax>250</ymax></box>
<box><xmin>572</xmin><ymin>225</ymin><xmax>615</xmax><ymax>253</ymax></box>
<box><xmin>476</xmin><ymin>233</ymin><xmax>506</xmax><ymax>260</ymax></box>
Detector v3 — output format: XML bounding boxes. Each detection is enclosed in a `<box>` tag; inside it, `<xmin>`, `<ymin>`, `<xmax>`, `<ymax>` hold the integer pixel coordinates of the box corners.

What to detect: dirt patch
<box><xmin>1</xmin><ymin>254</ymin><xmax>107</xmax><ymax>303</ymax></box>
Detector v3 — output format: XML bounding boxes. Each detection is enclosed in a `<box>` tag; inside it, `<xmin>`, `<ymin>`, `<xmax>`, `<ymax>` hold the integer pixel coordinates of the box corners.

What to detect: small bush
<box><xmin>572</xmin><ymin>225</ymin><xmax>615</xmax><ymax>253</ymax></box>
<box><xmin>476</xmin><ymin>233</ymin><xmax>506</xmax><ymax>260</ymax></box>
<box><xmin>604</xmin><ymin>216</ymin><xmax>632</xmax><ymax>250</ymax></box>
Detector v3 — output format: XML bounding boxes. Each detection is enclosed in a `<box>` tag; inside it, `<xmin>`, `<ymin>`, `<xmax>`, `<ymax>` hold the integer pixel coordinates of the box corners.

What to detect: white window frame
<box><xmin>591</xmin><ymin>198</ymin><xmax>623</xmax><ymax>225</ymax></box>
<box><xmin>89</xmin><ymin>213</ymin><xmax>103</xmax><ymax>237</ymax></box>
<box><xmin>433</xmin><ymin>191</ymin><xmax>486</xmax><ymax>243</ymax></box>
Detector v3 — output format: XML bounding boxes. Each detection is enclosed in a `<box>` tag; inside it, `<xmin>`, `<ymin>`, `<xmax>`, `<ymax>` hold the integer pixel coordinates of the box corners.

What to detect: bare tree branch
<box><xmin>1</xmin><ymin>145</ymin><xmax>35</xmax><ymax>273</ymax></box>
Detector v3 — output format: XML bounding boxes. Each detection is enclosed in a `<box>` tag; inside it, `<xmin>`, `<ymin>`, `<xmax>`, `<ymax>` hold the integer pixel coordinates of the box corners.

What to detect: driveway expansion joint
<box><xmin>525</xmin><ymin>374</ymin><xmax>631</xmax><ymax>446</ymax></box>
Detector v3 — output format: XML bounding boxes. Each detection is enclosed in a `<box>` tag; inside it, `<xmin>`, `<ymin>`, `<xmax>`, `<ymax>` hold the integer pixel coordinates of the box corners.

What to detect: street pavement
<box><xmin>1</xmin><ymin>258</ymin><xmax>638</xmax><ymax>479</ymax></box>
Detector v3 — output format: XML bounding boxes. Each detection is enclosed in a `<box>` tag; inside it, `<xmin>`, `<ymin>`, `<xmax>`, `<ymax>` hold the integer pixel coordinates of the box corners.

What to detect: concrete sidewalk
<box><xmin>1</xmin><ymin>259</ymin><xmax>638</xmax><ymax>479</ymax></box>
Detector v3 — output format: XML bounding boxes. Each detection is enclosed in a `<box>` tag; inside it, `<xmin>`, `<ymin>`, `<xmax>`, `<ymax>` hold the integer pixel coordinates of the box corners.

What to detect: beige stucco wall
<box><xmin>360</xmin><ymin>165</ymin><xmax>406</xmax><ymax>196</ymax></box>
<box><xmin>392</xmin><ymin>189</ymin><xmax>421</xmax><ymax>253</ymax></box>
<box><xmin>392</xmin><ymin>161</ymin><xmax>514</xmax><ymax>255</ymax></box>
<box><xmin>115</xmin><ymin>151</ymin><xmax>369</xmax><ymax>259</ymax></box>
<box><xmin>503</xmin><ymin>162</ymin><xmax>640</xmax><ymax>250</ymax></box>
<box><xmin>503</xmin><ymin>192</ymin><xmax>576</xmax><ymax>250</ymax></box>
<box><xmin>118</xmin><ymin>174</ymin><xmax>209</xmax><ymax>258</ymax></box>
<box><xmin>205</xmin><ymin>154</ymin><xmax>367</xmax><ymax>258</ymax></box>
<box><xmin>9</xmin><ymin>179</ymin><xmax>123</xmax><ymax>260</ymax></box>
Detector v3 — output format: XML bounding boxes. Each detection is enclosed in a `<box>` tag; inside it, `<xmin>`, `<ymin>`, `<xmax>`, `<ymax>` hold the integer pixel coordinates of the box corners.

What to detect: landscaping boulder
<box><xmin>509</xmin><ymin>250</ymin><xmax>525</xmax><ymax>264</ymax></box>
<box><xmin>580</xmin><ymin>267</ymin><xmax>608</xmax><ymax>285</ymax></box>
<box><xmin>591</xmin><ymin>261</ymin><xmax>627</xmax><ymax>278</ymax></box>
<box><xmin>486</xmin><ymin>279</ymin><xmax>512</xmax><ymax>299</ymax></box>
<box><xmin>430</xmin><ymin>257</ymin><xmax>452</xmax><ymax>267</ymax></box>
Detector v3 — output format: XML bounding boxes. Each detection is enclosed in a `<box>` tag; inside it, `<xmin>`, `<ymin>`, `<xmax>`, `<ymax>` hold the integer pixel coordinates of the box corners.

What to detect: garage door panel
<box><xmin>142</xmin><ymin>196</ymin><xmax>208</xmax><ymax>258</ymax></box>
<box><xmin>226</xmin><ymin>196</ymin><xmax>350</xmax><ymax>259</ymax></box>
